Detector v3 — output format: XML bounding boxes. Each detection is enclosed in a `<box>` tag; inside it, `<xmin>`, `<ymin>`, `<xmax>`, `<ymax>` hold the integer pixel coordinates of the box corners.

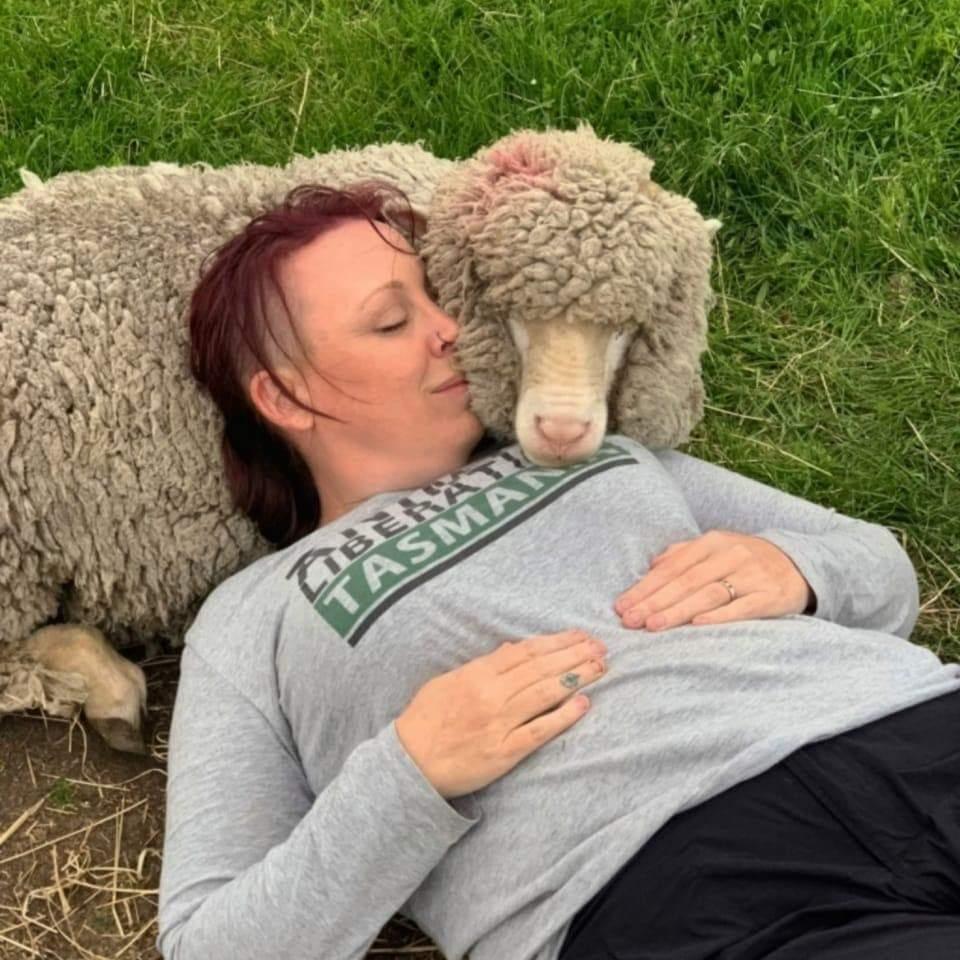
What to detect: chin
<box><xmin>459</xmin><ymin>413</ymin><xmax>487</xmax><ymax>452</ymax></box>
<box><xmin>418</xmin><ymin>417</ymin><xmax>486</xmax><ymax>473</ymax></box>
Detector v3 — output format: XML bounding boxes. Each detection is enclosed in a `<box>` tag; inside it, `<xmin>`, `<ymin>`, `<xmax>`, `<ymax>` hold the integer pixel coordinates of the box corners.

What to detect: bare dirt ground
<box><xmin>0</xmin><ymin>650</ymin><xmax>442</xmax><ymax>960</ymax></box>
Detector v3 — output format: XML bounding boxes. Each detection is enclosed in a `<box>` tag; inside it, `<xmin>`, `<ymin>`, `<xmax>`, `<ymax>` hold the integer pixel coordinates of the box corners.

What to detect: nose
<box><xmin>535</xmin><ymin>416</ymin><xmax>591</xmax><ymax>453</ymax></box>
<box><xmin>431</xmin><ymin>318</ymin><xmax>459</xmax><ymax>355</ymax></box>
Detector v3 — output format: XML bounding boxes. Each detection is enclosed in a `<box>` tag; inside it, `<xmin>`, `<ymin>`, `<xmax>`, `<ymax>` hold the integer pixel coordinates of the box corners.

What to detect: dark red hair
<box><xmin>186</xmin><ymin>180</ymin><xmax>423</xmax><ymax>548</ymax></box>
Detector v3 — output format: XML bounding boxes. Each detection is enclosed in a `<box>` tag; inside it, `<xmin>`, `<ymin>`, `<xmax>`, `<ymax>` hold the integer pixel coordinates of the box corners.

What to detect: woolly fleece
<box><xmin>0</xmin><ymin>143</ymin><xmax>450</xmax><ymax>711</ymax></box>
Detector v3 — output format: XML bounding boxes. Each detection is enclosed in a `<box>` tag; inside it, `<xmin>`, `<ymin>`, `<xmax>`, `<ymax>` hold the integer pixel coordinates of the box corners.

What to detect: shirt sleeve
<box><xmin>157</xmin><ymin>645</ymin><xmax>481</xmax><ymax>960</ymax></box>
<box><xmin>651</xmin><ymin>447</ymin><xmax>920</xmax><ymax>639</ymax></box>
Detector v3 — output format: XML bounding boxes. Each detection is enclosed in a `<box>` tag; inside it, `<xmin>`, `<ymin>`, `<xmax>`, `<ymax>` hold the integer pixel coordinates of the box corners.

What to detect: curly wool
<box><xmin>0</xmin><ymin>142</ymin><xmax>453</xmax><ymax>685</ymax></box>
<box><xmin>420</xmin><ymin>121</ymin><xmax>720</xmax><ymax>445</ymax></box>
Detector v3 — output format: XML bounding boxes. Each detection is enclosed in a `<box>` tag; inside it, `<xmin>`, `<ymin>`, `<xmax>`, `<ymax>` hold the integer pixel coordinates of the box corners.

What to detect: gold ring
<box><xmin>719</xmin><ymin>579</ymin><xmax>737</xmax><ymax>603</ymax></box>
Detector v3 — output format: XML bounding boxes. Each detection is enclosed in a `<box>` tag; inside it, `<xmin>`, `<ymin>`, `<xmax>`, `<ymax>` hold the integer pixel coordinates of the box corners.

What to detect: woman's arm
<box><xmin>653</xmin><ymin>448</ymin><xmax>920</xmax><ymax>638</ymax></box>
<box><xmin>158</xmin><ymin>645</ymin><xmax>480</xmax><ymax>960</ymax></box>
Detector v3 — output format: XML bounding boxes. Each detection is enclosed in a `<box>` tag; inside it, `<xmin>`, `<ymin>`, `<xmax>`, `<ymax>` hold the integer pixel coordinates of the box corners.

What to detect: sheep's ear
<box><xmin>705</xmin><ymin>218</ymin><xmax>723</xmax><ymax>238</ymax></box>
<box><xmin>19</xmin><ymin>168</ymin><xmax>44</xmax><ymax>189</ymax></box>
<box><xmin>407</xmin><ymin>207</ymin><xmax>429</xmax><ymax>249</ymax></box>
<box><xmin>386</xmin><ymin>203</ymin><xmax>429</xmax><ymax>251</ymax></box>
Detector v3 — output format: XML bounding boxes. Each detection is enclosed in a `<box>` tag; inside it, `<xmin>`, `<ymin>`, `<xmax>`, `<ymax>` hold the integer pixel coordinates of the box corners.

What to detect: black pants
<box><xmin>559</xmin><ymin>690</ymin><xmax>960</xmax><ymax>959</ymax></box>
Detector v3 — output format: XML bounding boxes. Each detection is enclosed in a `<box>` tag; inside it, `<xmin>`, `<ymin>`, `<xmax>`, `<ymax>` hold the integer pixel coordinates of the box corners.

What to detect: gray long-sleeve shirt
<box><xmin>157</xmin><ymin>436</ymin><xmax>960</xmax><ymax>960</ymax></box>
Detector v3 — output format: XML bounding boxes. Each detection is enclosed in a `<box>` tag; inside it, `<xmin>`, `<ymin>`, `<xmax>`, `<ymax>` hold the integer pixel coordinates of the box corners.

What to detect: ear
<box><xmin>248</xmin><ymin>368</ymin><xmax>315</xmax><ymax>433</ymax></box>
<box><xmin>384</xmin><ymin>201</ymin><xmax>430</xmax><ymax>254</ymax></box>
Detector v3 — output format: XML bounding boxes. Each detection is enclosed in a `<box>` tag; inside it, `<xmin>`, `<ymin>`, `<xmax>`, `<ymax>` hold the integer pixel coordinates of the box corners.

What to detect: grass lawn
<box><xmin>0</xmin><ymin>0</ymin><xmax>957</xmax><ymax>956</ymax></box>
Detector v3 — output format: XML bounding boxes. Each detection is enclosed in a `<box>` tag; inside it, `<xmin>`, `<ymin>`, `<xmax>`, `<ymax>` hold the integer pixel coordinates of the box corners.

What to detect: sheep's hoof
<box><xmin>88</xmin><ymin>716</ymin><xmax>147</xmax><ymax>754</ymax></box>
<box><xmin>25</xmin><ymin>624</ymin><xmax>149</xmax><ymax>755</ymax></box>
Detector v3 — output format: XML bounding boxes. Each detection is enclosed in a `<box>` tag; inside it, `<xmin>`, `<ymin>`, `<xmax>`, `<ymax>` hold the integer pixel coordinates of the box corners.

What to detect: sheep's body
<box><xmin>0</xmin><ymin>142</ymin><xmax>452</xmax><ymax>722</ymax></box>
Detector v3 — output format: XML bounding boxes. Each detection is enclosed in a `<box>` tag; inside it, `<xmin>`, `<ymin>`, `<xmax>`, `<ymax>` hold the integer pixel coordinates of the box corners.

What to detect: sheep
<box><xmin>0</xmin><ymin>141</ymin><xmax>453</xmax><ymax>749</ymax></box>
<box><xmin>0</xmin><ymin>124</ymin><xmax>718</xmax><ymax>749</ymax></box>
<box><xmin>421</xmin><ymin>122</ymin><xmax>721</xmax><ymax>466</ymax></box>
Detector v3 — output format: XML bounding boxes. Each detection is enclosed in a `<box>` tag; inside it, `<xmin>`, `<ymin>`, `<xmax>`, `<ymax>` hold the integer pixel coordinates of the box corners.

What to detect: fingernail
<box><xmin>648</xmin><ymin>615</ymin><xmax>664</xmax><ymax>630</ymax></box>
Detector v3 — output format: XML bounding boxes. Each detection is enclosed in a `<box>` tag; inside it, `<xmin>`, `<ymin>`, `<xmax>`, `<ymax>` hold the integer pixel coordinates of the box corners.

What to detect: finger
<box><xmin>650</xmin><ymin>530</ymin><xmax>732</xmax><ymax>567</ymax></box>
<box><xmin>502</xmin><ymin>691</ymin><xmax>592</xmax><ymax>759</ymax></box>
<box><xmin>538</xmin><ymin>639</ymin><xmax>609</xmax><ymax>680</ymax></box>
<box><xmin>642</xmin><ymin>580</ymin><xmax>749</xmax><ymax>631</ymax></box>
<box><xmin>505</xmin><ymin>656</ymin><xmax>606</xmax><ymax>723</ymax></box>
<box><xmin>690</xmin><ymin>593</ymin><xmax>771</xmax><ymax>626</ymax></box>
<box><xmin>505</xmin><ymin>636</ymin><xmax>609</xmax><ymax>691</ymax></box>
<box><xmin>649</xmin><ymin>540</ymin><xmax>688</xmax><ymax>566</ymax></box>
<box><xmin>620</xmin><ymin>553</ymin><xmax>744</xmax><ymax>627</ymax></box>
<box><xmin>614</xmin><ymin>540</ymin><xmax>713</xmax><ymax>613</ymax></box>
<box><xmin>494</xmin><ymin>629</ymin><xmax>594</xmax><ymax>673</ymax></box>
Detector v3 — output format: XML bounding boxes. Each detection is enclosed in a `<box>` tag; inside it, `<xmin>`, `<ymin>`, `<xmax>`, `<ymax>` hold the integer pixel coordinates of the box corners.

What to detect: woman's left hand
<box><xmin>614</xmin><ymin>530</ymin><xmax>815</xmax><ymax>631</ymax></box>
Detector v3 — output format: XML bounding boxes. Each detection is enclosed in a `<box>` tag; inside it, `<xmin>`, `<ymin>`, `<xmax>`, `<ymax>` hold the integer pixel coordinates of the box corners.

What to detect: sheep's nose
<box><xmin>535</xmin><ymin>416</ymin><xmax>591</xmax><ymax>446</ymax></box>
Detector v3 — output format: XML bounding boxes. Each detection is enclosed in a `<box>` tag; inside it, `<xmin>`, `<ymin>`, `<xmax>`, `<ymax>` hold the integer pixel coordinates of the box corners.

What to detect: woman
<box><xmin>158</xmin><ymin>182</ymin><xmax>960</xmax><ymax>960</ymax></box>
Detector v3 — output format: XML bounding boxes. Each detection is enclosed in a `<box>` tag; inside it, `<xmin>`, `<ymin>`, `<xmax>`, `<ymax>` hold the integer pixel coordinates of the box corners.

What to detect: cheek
<box><xmin>328</xmin><ymin>348</ymin><xmax>426</xmax><ymax>405</ymax></box>
<box><xmin>381</xmin><ymin>344</ymin><xmax>428</xmax><ymax>384</ymax></box>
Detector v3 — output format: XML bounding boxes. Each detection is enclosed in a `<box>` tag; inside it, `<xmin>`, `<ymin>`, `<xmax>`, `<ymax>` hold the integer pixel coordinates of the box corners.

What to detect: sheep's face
<box><xmin>508</xmin><ymin>315</ymin><xmax>632</xmax><ymax>466</ymax></box>
<box><xmin>421</xmin><ymin>123</ymin><xmax>719</xmax><ymax>459</ymax></box>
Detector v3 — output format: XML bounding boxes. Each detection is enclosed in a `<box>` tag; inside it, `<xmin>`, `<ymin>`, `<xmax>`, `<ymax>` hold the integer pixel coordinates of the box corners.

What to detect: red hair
<box><xmin>186</xmin><ymin>181</ymin><xmax>423</xmax><ymax>548</ymax></box>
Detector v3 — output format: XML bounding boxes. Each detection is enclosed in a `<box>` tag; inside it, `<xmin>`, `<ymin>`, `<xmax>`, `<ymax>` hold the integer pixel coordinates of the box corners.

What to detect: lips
<box><xmin>433</xmin><ymin>376</ymin><xmax>468</xmax><ymax>392</ymax></box>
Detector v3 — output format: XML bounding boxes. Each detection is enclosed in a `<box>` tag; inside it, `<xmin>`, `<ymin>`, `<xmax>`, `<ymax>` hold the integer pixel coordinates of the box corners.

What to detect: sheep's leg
<box><xmin>0</xmin><ymin>528</ymin><xmax>62</xmax><ymax>641</ymax></box>
<box><xmin>25</xmin><ymin>625</ymin><xmax>148</xmax><ymax>754</ymax></box>
<box><xmin>0</xmin><ymin>562</ymin><xmax>86</xmax><ymax>714</ymax></box>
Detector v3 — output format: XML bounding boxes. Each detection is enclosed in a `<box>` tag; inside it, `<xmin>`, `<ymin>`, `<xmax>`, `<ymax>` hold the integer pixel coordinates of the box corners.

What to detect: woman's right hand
<box><xmin>395</xmin><ymin>629</ymin><xmax>608</xmax><ymax>799</ymax></box>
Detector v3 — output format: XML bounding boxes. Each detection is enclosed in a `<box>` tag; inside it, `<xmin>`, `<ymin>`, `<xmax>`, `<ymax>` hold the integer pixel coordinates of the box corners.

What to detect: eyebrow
<box><xmin>355</xmin><ymin>279</ymin><xmax>407</xmax><ymax>319</ymax></box>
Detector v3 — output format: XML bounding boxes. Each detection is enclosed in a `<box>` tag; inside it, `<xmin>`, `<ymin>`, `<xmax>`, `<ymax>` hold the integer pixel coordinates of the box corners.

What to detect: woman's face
<box><xmin>263</xmin><ymin>216</ymin><xmax>484</xmax><ymax>467</ymax></box>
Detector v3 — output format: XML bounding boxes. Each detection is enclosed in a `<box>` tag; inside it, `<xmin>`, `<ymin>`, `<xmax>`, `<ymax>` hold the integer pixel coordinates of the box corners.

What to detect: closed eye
<box><xmin>377</xmin><ymin>318</ymin><xmax>408</xmax><ymax>333</ymax></box>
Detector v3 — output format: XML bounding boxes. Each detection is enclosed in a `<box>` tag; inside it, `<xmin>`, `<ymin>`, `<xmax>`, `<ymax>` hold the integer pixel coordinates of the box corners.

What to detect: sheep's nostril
<box><xmin>535</xmin><ymin>416</ymin><xmax>591</xmax><ymax>445</ymax></box>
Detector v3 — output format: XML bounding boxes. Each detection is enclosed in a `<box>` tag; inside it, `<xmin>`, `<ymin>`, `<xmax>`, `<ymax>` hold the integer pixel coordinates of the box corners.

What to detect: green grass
<box><xmin>47</xmin><ymin>776</ymin><xmax>76</xmax><ymax>810</ymax></box>
<box><xmin>1</xmin><ymin>0</ymin><xmax>957</xmax><ymax>657</ymax></box>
